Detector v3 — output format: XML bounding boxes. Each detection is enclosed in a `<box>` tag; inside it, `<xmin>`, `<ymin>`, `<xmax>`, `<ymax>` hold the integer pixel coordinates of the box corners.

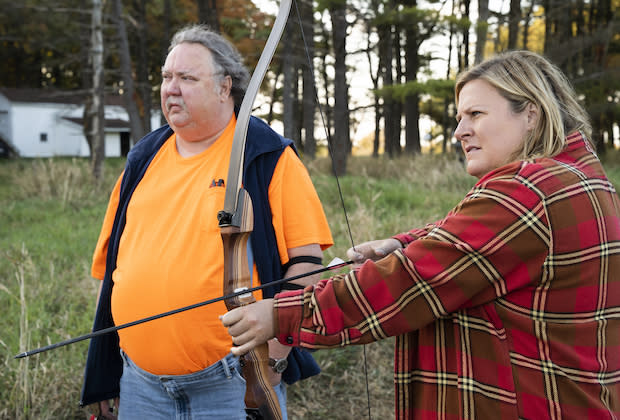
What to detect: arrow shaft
<box><xmin>15</xmin><ymin>260</ymin><xmax>352</xmax><ymax>359</ymax></box>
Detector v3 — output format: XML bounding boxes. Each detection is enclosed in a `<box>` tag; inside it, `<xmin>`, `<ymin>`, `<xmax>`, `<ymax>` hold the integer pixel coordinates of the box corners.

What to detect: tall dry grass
<box><xmin>1</xmin><ymin>158</ymin><xmax>123</xmax><ymax>419</ymax></box>
<box><xmin>0</xmin><ymin>154</ymin><xmax>473</xmax><ymax>419</ymax></box>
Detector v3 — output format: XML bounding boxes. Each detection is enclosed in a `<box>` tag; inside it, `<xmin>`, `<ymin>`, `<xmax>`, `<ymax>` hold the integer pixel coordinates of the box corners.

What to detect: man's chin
<box><xmin>168</xmin><ymin>117</ymin><xmax>191</xmax><ymax>130</ymax></box>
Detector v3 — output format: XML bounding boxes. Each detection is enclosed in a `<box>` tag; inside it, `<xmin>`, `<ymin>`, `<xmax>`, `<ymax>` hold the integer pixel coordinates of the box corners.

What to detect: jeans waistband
<box><xmin>120</xmin><ymin>350</ymin><xmax>240</xmax><ymax>383</ymax></box>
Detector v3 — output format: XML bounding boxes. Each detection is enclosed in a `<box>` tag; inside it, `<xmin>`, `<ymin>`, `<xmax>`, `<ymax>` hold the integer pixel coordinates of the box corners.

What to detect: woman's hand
<box><xmin>220</xmin><ymin>299</ymin><xmax>275</xmax><ymax>356</ymax></box>
<box><xmin>346</xmin><ymin>238</ymin><xmax>402</xmax><ymax>267</ymax></box>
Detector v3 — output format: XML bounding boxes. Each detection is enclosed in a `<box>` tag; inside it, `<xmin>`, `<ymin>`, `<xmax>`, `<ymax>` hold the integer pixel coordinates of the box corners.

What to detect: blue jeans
<box><xmin>118</xmin><ymin>350</ymin><xmax>288</xmax><ymax>420</ymax></box>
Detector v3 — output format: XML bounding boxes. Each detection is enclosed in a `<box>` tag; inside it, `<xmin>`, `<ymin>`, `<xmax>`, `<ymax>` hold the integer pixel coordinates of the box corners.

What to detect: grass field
<box><xmin>2</xmin><ymin>151</ymin><xmax>619</xmax><ymax>419</ymax></box>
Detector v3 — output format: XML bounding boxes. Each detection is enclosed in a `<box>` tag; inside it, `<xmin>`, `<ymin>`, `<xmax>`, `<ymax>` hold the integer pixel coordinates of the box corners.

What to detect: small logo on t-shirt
<box><xmin>209</xmin><ymin>178</ymin><xmax>225</xmax><ymax>188</ymax></box>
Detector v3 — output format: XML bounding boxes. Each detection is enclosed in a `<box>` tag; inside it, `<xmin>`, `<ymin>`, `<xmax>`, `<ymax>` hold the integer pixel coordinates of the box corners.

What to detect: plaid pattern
<box><xmin>275</xmin><ymin>132</ymin><xmax>620</xmax><ymax>419</ymax></box>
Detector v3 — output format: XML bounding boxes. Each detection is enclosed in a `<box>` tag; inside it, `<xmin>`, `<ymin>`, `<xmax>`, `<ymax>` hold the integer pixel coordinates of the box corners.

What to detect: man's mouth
<box><xmin>166</xmin><ymin>99</ymin><xmax>184</xmax><ymax>112</ymax></box>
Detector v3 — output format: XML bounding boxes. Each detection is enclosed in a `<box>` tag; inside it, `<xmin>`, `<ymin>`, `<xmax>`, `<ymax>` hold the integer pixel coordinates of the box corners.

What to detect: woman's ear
<box><xmin>526</xmin><ymin>102</ymin><xmax>539</xmax><ymax>130</ymax></box>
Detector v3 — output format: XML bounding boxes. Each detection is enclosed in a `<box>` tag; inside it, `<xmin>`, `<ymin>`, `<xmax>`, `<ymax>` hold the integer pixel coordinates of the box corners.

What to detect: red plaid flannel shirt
<box><xmin>275</xmin><ymin>132</ymin><xmax>620</xmax><ymax>419</ymax></box>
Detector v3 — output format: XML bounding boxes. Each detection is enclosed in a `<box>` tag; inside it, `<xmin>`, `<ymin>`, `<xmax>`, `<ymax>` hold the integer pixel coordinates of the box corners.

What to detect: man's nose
<box><xmin>164</xmin><ymin>77</ymin><xmax>181</xmax><ymax>94</ymax></box>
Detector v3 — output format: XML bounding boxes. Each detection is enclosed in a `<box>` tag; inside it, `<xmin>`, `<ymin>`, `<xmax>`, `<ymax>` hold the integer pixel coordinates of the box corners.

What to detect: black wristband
<box><xmin>281</xmin><ymin>282</ymin><xmax>307</xmax><ymax>291</ymax></box>
<box><xmin>281</xmin><ymin>255</ymin><xmax>323</xmax><ymax>272</ymax></box>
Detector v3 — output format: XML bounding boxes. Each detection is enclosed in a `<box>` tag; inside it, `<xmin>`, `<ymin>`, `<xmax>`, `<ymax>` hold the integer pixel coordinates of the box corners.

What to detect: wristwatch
<box><xmin>269</xmin><ymin>357</ymin><xmax>288</xmax><ymax>374</ymax></box>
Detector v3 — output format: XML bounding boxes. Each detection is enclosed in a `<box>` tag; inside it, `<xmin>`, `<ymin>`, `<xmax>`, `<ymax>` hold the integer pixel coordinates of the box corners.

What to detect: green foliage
<box><xmin>377</xmin><ymin>78</ymin><xmax>454</xmax><ymax>103</ymax></box>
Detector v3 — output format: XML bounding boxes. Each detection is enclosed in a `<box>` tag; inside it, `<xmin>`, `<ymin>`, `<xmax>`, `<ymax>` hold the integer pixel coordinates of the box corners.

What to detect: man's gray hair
<box><xmin>169</xmin><ymin>24</ymin><xmax>249</xmax><ymax>107</ymax></box>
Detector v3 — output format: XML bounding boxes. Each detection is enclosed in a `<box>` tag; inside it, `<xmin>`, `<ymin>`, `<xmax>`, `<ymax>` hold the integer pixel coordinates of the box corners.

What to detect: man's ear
<box><xmin>526</xmin><ymin>102</ymin><xmax>539</xmax><ymax>130</ymax></box>
<box><xmin>219</xmin><ymin>75</ymin><xmax>233</xmax><ymax>101</ymax></box>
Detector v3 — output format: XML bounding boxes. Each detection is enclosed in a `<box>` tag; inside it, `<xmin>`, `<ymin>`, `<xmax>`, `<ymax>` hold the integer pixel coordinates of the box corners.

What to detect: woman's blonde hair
<box><xmin>455</xmin><ymin>50</ymin><xmax>592</xmax><ymax>159</ymax></box>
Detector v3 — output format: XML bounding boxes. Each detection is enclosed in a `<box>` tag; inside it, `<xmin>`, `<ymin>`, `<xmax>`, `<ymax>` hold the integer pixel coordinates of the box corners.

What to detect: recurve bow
<box><xmin>216</xmin><ymin>0</ymin><xmax>292</xmax><ymax>418</ymax></box>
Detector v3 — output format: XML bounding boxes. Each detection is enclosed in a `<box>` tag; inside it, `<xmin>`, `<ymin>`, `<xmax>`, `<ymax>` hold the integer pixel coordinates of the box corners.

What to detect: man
<box><xmin>81</xmin><ymin>24</ymin><xmax>333</xmax><ymax>419</ymax></box>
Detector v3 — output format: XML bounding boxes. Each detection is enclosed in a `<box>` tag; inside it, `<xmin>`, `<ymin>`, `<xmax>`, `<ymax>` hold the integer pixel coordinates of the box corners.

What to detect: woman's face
<box><xmin>455</xmin><ymin>79</ymin><xmax>537</xmax><ymax>178</ymax></box>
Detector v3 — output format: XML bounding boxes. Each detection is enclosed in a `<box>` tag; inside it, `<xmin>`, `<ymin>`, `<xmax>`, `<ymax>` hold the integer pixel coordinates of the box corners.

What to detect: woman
<box><xmin>222</xmin><ymin>51</ymin><xmax>620</xmax><ymax>419</ymax></box>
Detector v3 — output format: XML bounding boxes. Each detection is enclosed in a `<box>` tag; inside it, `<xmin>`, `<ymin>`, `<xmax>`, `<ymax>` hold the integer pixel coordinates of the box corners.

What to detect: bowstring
<box><xmin>291</xmin><ymin>1</ymin><xmax>372</xmax><ymax>418</ymax></box>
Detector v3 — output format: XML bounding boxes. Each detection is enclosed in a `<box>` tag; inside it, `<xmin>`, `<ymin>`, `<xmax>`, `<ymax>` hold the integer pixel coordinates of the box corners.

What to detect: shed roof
<box><xmin>62</xmin><ymin>116</ymin><xmax>130</xmax><ymax>129</ymax></box>
<box><xmin>0</xmin><ymin>87</ymin><xmax>125</xmax><ymax>107</ymax></box>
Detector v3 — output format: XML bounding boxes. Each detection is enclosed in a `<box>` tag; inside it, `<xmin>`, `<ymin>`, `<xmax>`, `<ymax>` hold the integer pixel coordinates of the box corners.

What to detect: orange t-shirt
<box><xmin>91</xmin><ymin>116</ymin><xmax>333</xmax><ymax>375</ymax></box>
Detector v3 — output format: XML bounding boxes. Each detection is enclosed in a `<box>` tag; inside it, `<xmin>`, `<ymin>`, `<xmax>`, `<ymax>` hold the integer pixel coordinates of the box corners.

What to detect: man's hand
<box><xmin>346</xmin><ymin>238</ymin><xmax>402</xmax><ymax>267</ymax></box>
<box><xmin>221</xmin><ymin>299</ymin><xmax>275</xmax><ymax>356</ymax></box>
<box><xmin>86</xmin><ymin>398</ymin><xmax>119</xmax><ymax>420</ymax></box>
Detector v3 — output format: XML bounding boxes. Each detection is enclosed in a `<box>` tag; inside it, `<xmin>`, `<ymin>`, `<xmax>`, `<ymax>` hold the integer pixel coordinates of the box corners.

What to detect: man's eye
<box><xmin>471</xmin><ymin>111</ymin><xmax>481</xmax><ymax>117</ymax></box>
<box><xmin>162</xmin><ymin>74</ymin><xmax>171</xmax><ymax>80</ymax></box>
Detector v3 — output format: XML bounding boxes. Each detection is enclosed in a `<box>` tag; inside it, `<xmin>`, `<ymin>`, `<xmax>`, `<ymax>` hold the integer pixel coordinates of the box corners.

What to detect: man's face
<box><xmin>160</xmin><ymin>43</ymin><xmax>231</xmax><ymax>142</ymax></box>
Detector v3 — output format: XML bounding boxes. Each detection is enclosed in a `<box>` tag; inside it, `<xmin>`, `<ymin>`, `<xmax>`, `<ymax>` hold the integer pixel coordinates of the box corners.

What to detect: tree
<box><xmin>541</xmin><ymin>0</ymin><xmax>619</xmax><ymax>153</ymax></box>
<box><xmin>402</xmin><ymin>0</ymin><xmax>421</xmax><ymax>155</ymax></box>
<box><xmin>300</xmin><ymin>0</ymin><xmax>317</xmax><ymax>159</ymax></box>
<box><xmin>475</xmin><ymin>0</ymin><xmax>489</xmax><ymax>64</ymax></box>
<box><xmin>379</xmin><ymin>0</ymin><xmax>399</xmax><ymax>158</ymax></box>
<box><xmin>507</xmin><ymin>0</ymin><xmax>521</xmax><ymax>49</ymax></box>
<box><xmin>282</xmin><ymin>13</ymin><xmax>301</xmax><ymax>149</ymax></box>
<box><xmin>197</xmin><ymin>0</ymin><xmax>219</xmax><ymax>31</ymax></box>
<box><xmin>132</xmin><ymin>0</ymin><xmax>153</xmax><ymax>134</ymax></box>
<box><xmin>86</xmin><ymin>0</ymin><xmax>106</xmax><ymax>182</ymax></box>
<box><xmin>363</xmin><ymin>0</ymin><xmax>384</xmax><ymax>157</ymax></box>
<box><xmin>458</xmin><ymin>0</ymin><xmax>471</xmax><ymax>71</ymax></box>
<box><xmin>327</xmin><ymin>0</ymin><xmax>351</xmax><ymax>175</ymax></box>
<box><xmin>111</xmin><ymin>0</ymin><xmax>146</xmax><ymax>143</ymax></box>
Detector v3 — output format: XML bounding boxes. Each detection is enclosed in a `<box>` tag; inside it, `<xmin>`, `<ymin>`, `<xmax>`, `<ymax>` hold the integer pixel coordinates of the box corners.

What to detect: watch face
<box><xmin>271</xmin><ymin>358</ymin><xmax>288</xmax><ymax>373</ymax></box>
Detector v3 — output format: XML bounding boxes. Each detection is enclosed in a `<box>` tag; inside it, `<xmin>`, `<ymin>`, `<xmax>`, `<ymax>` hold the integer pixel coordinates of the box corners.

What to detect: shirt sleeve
<box><xmin>268</xmin><ymin>147</ymin><xmax>333</xmax><ymax>264</ymax></box>
<box><xmin>274</xmin><ymin>176</ymin><xmax>550</xmax><ymax>348</ymax></box>
<box><xmin>91</xmin><ymin>173</ymin><xmax>123</xmax><ymax>280</ymax></box>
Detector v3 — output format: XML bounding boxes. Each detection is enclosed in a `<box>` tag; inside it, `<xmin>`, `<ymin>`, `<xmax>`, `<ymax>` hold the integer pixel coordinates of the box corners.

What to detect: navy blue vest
<box><xmin>80</xmin><ymin>117</ymin><xmax>320</xmax><ymax>406</ymax></box>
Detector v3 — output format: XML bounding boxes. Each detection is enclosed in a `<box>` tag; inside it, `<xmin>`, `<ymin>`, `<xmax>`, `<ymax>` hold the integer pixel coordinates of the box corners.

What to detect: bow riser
<box><xmin>221</xmin><ymin>187</ymin><xmax>283</xmax><ymax>420</ymax></box>
<box><xmin>221</xmin><ymin>188</ymin><xmax>255</xmax><ymax>309</ymax></box>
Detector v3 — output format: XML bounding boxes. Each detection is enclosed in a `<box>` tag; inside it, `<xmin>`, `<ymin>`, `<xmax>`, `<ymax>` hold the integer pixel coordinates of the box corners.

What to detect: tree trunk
<box><xmin>318</xmin><ymin>22</ymin><xmax>333</xmax><ymax>142</ymax></box>
<box><xmin>474</xmin><ymin>0</ymin><xmax>489</xmax><ymax>64</ymax></box>
<box><xmin>366</xmin><ymin>2</ymin><xmax>382</xmax><ymax>158</ymax></box>
<box><xmin>542</xmin><ymin>0</ymin><xmax>552</xmax><ymax>54</ymax></box>
<box><xmin>403</xmin><ymin>0</ymin><xmax>420</xmax><ymax>155</ymax></box>
<box><xmin>282</xmin><ymin>17</ymin><xmax>299</xmax><ymax>148</ymax></box>
<box><xmin>88</xmin><ymin>0</ymin><xmax>105</xmax><ymax>182</ymax></box>
<box><xmin>160</xmin><ymin>0</ymin><xmax>172</xmax><ymax>126</ymax></box>
<box><xmin>300</xmin><ymin>0</ymin><xmax>316</xmax><ymax>159</ymax></box>
<box><xmin>392</xmin><ymin>28</ymin><xmax>403</xmax><ymax>156</ymax></box>
<box><xmin>460</xmin><ymin>0</ymin><xmax>471</xmax><ymax>71</ymax></box>
<box><xmin>522</xmin><ymin>3</ymin><xmax>533</xmax><ymax>50</ymax></box>
<box><xmin>443</xmin><ymin>0</ymin><xmax>456</xmax><ymax>154</ymax></box>
<box><xmin>507</xmin><ymin>0</ymin><xmax>520</xmax><ymax>49</ymax></box>
<box><xmin>329</xmin><ymin>1</ymin><xmax>350</xmax><ymax>175</ymax></box>
<box><xmin>197</xmin><ymin>0</ymin><xmax>219</xmax><ymax>32</ymax></box>
<box><xmin>112</xmin><ymin>0</ymin><xmax>146</xmax><ymax>145</ymax></box>
<box><xmin>382</xmin><ymin>19</ymin><xmax>396</xmax><ymax>158</ymax></box>
<box><xmin>135</xmin><ymin>0</ymin><xmax>152</xmax><ymax>133</ymax></box>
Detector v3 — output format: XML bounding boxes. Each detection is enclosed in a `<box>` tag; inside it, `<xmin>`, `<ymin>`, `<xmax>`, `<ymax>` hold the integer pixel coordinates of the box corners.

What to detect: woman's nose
<box><xmin>454</xmin><ymin>119</ymin><xmax>468</xmax><ymax>142</ymax></box>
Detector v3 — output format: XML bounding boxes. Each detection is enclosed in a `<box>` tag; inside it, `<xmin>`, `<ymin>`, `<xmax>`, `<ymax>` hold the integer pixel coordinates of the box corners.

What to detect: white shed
<box><xmin>0</xmin><ymin>88</ymin><xmax>161</xmax><ymax>158</ymax></box>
